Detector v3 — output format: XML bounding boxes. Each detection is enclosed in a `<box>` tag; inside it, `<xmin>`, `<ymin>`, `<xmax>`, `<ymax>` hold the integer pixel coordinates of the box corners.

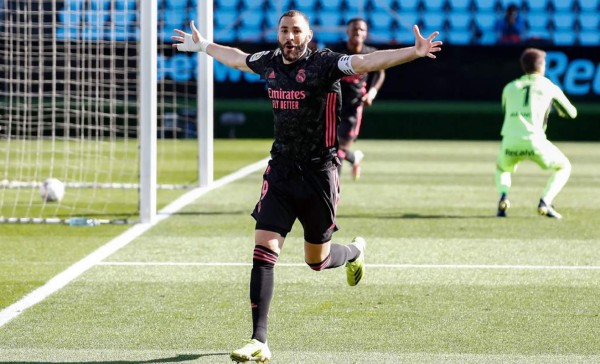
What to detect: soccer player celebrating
<box><xmin>496</xmin><ymin>48</ymin><xmax>577</xmax><ymax>219</ymax></box>
<box><xmin>329</xmin><ymin>18</ymin><xmax>385</xmax><ymax>180</ymax></box>
<box><xmin>172</xmin><ymin>10</ymin><xmax>442</xmax><ymax>363</ymax></box>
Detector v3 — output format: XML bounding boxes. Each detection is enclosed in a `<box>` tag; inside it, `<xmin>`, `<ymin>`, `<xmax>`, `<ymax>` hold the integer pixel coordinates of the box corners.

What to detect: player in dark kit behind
<box><xmin>172</xmin><ymin>10</ymin><xmax>442</xmax><ymax>363</ymax></box>
<box><xmin>329</xmin><ymin>18</ymin><xmax>385</xmax><ymax>180</ymax></box>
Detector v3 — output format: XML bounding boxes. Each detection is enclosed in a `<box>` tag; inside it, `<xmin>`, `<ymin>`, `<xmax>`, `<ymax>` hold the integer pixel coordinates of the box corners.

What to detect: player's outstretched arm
<box><xmin>172</xmin><ymin>21</ymin><xmax>253</xmax><ymax>73</ymax></box>
<box><xmin>351</xmin><ymin>25</ymin><xmax>442</xmax><ymax>74</ymax></box>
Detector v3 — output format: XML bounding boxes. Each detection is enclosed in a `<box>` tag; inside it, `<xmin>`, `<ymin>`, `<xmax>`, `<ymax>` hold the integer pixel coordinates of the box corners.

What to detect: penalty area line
<box><xmin>0</xmin><ymin>157</ymin><xmax>269</xmax><ymax>328</ymax></box>
<box><xmin>97</xmin><ymin>261</ymin><xmax>600</xmax><ymax>270</ymax></box>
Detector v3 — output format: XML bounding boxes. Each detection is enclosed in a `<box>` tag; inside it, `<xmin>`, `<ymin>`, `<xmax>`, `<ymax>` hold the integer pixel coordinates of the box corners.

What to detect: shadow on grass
<box><xmin>338</xmin><ymin>213</ymin><xmax>499</xmax><ymax>219</ymax></box>
<box><xmin>0</xmin><ymin>352</ymin><xmax>229</xmax><ymax>363</ymax></box>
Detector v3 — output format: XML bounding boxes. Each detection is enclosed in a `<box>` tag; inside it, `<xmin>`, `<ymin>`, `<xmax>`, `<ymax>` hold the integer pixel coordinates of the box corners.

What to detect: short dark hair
<box><xmin>279</xmin><ymin>10</ymin><xmax>310</xmax><ymax>27</ymax></box>
<box><xmin>520</xmin><ymin>48</ymin><xmax>546</xmax><ymax>74</ymax></box>
<box><xmin>347</xmin><ymin>17</ymin><xmax>367</xmax><ymax>27</ymax></box>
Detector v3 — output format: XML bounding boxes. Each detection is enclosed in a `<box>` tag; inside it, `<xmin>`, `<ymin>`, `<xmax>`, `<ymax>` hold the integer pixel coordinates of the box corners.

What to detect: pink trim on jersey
<box><xmin>326</xmin><ymin>92</ymin><xmax>337</xmax><ymax>147</ymax></box>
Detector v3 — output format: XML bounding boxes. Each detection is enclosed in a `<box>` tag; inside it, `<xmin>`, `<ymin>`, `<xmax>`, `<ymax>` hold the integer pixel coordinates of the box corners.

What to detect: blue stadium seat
<box><xmin>527</xmin><ymin>0</ymin><xmax>549</xmax><ymax>12</ymax></box>
<box><xmin>552</xmin><ymin>13</ymin><xmax>575</xmax><ymax>30</ymax></box>
<box><xmin>499</xmin><ymin>0</ymin><xmax>519</xmax><ymax>9</ymax></box>
<box><xmin>526</xmin><ymin>13</ymin><xmax>550</xmax><ymax>31</ymax></box>
<box><xmin>421</xmin><ymin>12</ymin><xmax>446</xmax><ymax>31</ymax></box>
<box><xmin>448</xmin><ymin>29</ymin><xmax>473</xmax><ymax>43</ymax></box>
<box><xmin>218</xmin><ymin>0</ymin><xmax>239</xmax><ymax>10</ymax></box>
<box><xmin>295</xmin><ymin>0</ymin><xmax>320</xmax><ymax>12</ymax></box>
<box><xmin>163</xmin><ymin>9</ymin><xmax>185</xmax><ymax>29</ymax></box>
<box><xmin>552</xmin><ymin>30</ymin><xmax>576</xmax><ymax>44</ymax></box>
<box><xmin>579</xmin><ymin>29</ymin><xmax>600</xmax><ymax>44</ymax></box>
<box><xmin>450</xmin><ymin>0</ymin><xmax>471</xmax><ymax>11</ymax></box>
<box><xmin>345</xmin><ymin>0</ymin><xmax>361</xmax><ymax>12</ymax></box>
<box><xmin>579</xmin><ymin>0</ymin><xmax>599</xmax><ymax>11</ymax></box>
<box><xmin>399</xmin><ymin>0</ymin><xmax>420</xmax><ymax>11</ymax></box>
<box><xmin>473</xmin><ymin>11</ymin><xmax>496</xmax><ymax>30</ymax></box>
<box><xmin>554</xmin><ymin>0</ymin><xmax>575</xmax><ymax>11</ymax></box>
<box><xmin>165</xmin><ymin>0</ymin><xmax>188</xmax><ymax>9</ymax></box>
<box><xmin>321</xmin><ymin>0</ymin><xmax>344</xmax><ymax>11</ymax></box>
<box><xmin>395</xmin><ymin>11</ymin><xmax>419</xmax><ymax>29</ymax></box>
<box><xmin>421</xmin><ymin>0</ymin><xmax>446</xmax><ymax>12</ymax></box>
<box><xmin>473</xmin><ymin>0</ymin><xmax>496</xmax><ymax>11</ymax></box>
<box><xmin>369</xmin><ymin>10</ymin><xmax>392</xmax><ymax>30</ymax></box>
<box><xmin>368</xmin><ymin>28</ymin><xmax>394</xmax><ymax>42</ymax></box>
<box><xmin>215</xmin><ymin>9</ymin><xmax>240</xmax><ymax>30</ymax></box>
<box><xmin>241</xmin><ymin>12</ymin><xmax>262</xmax><ymax>29</ymax></box>
<box><xmin>579</xmin><ymin>13</ymin><xmax>599</xmax><ymax>30</ymax></box>
<box><xmin>449</xmin><ymin>12</ymin><xmax>472</xmax><ymax>30</ymax></box>
<box><xmin>318</xmin><ymin>9</ymin><xmax>344</xmax><ymax>26</ymax></box>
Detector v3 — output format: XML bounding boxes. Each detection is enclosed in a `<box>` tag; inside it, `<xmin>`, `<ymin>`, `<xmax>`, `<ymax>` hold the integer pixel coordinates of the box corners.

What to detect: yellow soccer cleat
<box><xmin>346</xmin><ymin>237</ymin><xmax>366</xmax><ymax>286</ymax></box>
<box><xmin>231</xmin><ymin>339</ymin><xmax>271</xmax><ymax>363</ymax></box>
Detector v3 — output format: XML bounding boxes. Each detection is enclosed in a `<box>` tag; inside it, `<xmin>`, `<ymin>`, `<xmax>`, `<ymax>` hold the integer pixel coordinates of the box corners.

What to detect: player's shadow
<box><xmin>0</xmin><ymin>352</ymin><xmax>228</xmax><ymax>364</ymax></box>
<box><xmin>338</xmin><ymin>213</ymin><xmax>497</xmax><ymax>219</ymax></box>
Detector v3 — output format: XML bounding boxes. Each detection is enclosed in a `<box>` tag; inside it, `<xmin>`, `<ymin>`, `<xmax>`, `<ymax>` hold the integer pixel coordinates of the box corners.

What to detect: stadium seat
<box><xmin>449</xmin><ymin>29</ymin><xmax>473</xmax><ymax>43</ymax></box>
<box><xmin>215</xmin><ymin>9</ymin><xmax>240</xmax><ymax>30</ymax></box>
<box><xmin>449</xmin><ymin>12</ymin><xmax>472</xmax><ymax>30</ymax></box>
<box><xmin>217</xmin><ymin>0</ymin><xmax>239</xmax><ymax>10</ymax></box>
<box><xmin>579</xmin><ymin>0</ymin><xmax>599</xmax><ymax>11</ymax></box>
<box><xmin>165</xmin><ymin>0</ymin><xmax>188</xmax><ymax>9</ymax></box>
<box><xmin>526</xmin><ymin>13</ymin><xmax>550</xmax><ymax>31</ymax></box>
<box><xmin>473</xmin><ymin>11</ymin><xmax>496</xmax><ymax>31</ymax></box>
<box><xmin>579</xmin><ymin>13</ymin><xmax>599</xmax><ymax>30</ymax></box>
<box><xmin>473</xmin><ymin>0</ymin><xmax>496</xmax><ymax>12</ymax></box>
<box><xmin>421</xmin><ymin>12</ymin><xmax>446</xmax><ymax>30</ymax></box>
<box><xmin>527</xmin><ymin>0</ymin><xmax>550</xmax><ymax>12</ymax></box>
<box><xmin>399</xmin><ymin>0</ymin><xmax>420</xmax><ymax>11</ymax></box>
<box><xmin>421</xmin><ymin>0</ymin><xmax>446</xmax><ymax>12</ymax></box>
<box><xmin>318</xmin><ymin>9</ymin><xmax>344</xmax><ymax>26</ymax></box>
<box><xmin>554</xmin><ymin>0</ymin><xmax>575</xmax><ymax>11</ymax></box>
<box><xmin>240</xmin><ymin>12</ymin><xmax>262</xmax><ymax>30</ymax></box>
<box><xmin>294</xmin><ymin>0</ymin><xmax>320</xmax><ymax>13</ymax></box>
<box><xmin>368</xmin><ymin>28</ymin><xmax>394</xmax><ymax>42</ymax></box>
<box><xmin>552</xmin><ymin>30</ymin><xmax>577</xmax><ymax>44</ymax></box>
<box><xmin>369</xmin><ymin>10</ymin><xmax>392</xmax><ymax>30</ymax></box>
<box><xmin>163</xmin><ymin>9</ymin><xmax>185</xmax><ymax>30</ymax></box>
<box><xmin>450</xmin><ymin>0</ymin><xmax>471</xmax><ymax>11</ymax></box>
<box><xmin>115</xmin><ymin>0</ymin><xmax>136</xmax><ymax>10</ymax></box>
<box><xmin>321</xmin><ymin>0</ymin><xmax>344</xmax><ymax>11</ymax></box>
<box><xmin>395</xmin><ymin>11</ymin><xmax>419</xmax><ymax>29</ymax></box>
<box><xmin>551</xmin><ymin>13</ymin><xmax>575</xmax><ymax>31</ymax></box>
<box><xmin>579</xmin><ymin>29</ymin><xmax>600</xmax><ymax>44</ymax></box>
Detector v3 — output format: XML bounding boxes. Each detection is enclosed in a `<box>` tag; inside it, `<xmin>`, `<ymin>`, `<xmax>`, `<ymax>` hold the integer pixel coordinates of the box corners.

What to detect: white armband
<box><xmin>338</xmin><ymin>55</ymin><xmax>356</xmax><ymax>75</ymax></box>
<box><xmin>367</xmin><ymin>88</ymin><xmax>378</xmax><ymax>100</ymax></box>
<box><xmin>177</xmin><ymin>33</ymin><xmax>211</xmax><ymax>53</ymax></box>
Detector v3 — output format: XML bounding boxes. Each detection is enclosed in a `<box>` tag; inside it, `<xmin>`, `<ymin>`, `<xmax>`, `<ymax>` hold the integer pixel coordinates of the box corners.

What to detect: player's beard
<box><xmin>279</xmin><ymin>39</ymin><xmax>309</xmax><ymax>63</ymax></box>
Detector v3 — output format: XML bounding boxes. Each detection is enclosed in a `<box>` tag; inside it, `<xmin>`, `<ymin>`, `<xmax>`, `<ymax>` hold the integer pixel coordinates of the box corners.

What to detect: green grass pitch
<box><xmin>1</xmin><ymin>139</ymin><xmax>599</xmax><ymax>363</ymax></box>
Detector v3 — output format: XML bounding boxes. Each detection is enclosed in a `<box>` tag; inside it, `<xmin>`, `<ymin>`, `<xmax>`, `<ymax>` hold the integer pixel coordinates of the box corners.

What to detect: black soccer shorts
<box><xmin>251</xmin><ymin>158</ymin><xmax>340</xmax><ymax>244</ymax></box>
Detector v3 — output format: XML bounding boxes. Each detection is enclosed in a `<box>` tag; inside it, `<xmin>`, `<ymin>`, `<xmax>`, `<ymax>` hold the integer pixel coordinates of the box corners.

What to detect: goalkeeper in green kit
<box><xmin>496</xmin><ymin>48</ymin><xmax>577</xmax><ymax>219</ymax></box>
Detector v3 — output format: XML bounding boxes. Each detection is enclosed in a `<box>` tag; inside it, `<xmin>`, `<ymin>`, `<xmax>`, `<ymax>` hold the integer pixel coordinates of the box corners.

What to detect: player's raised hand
<box><xmin>413</xmin><ymin>25</ymin><xmax>442</xmax><ymax>59</ymax></box>
<box><xmin>172</xmin><ymin>21</ymin><xmax>209</xmax><ymax>52</ymax></box>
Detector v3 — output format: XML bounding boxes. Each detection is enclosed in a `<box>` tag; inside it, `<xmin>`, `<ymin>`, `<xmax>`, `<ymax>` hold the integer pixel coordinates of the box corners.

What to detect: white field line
<box><xmin>97</xmin><ymin>261</ymin><xmax>600</xmax><ymax>270</ymax></box>
<box><xmin>0</xmin><ymin>157</ymin><xmax>269</xmax><ymax>328</ymax></box>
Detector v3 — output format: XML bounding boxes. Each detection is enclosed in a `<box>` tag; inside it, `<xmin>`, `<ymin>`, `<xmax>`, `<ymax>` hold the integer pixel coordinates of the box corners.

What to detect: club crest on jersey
<box><xmin>296</xmin><ymin>69</ymin><xmax>306</xmax><ymax>83</ymax></box>
<box><xmin>267</xmin><ymin>69</ymin><xmax>276</xmax><ymax>79</ymax></box>
<box><xmin>249</xmin><ymin>51</ymin><xmax>269</xmax><ymax>62</ymax></box>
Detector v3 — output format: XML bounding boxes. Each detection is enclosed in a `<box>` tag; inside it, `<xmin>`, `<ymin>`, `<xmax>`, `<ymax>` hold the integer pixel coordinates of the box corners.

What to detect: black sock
<box><xmin>250</xmin><ymin>245</ymin><xmax>278</xmax><ymax>343</ymax></box>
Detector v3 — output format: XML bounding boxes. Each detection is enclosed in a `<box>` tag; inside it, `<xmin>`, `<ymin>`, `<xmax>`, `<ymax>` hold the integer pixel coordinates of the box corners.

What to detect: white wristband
<box><xmin>367</xmin><ymin>88</ymin><xmax>378</xmax><ymax>100</ymax></box>
<box><xmin>177</xmin><ymin>33</ymin><xmax>211</xmax><ymax>53</ymax></box>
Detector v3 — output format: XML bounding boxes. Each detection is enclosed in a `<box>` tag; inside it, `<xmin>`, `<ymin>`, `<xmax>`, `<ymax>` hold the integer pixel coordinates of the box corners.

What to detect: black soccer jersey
<box><xmin>329</xmin><ymin>43</ymin><xmax>378</xmax><ymax>110</ymax></box>
<box><xmin>246</xmin><ymin>48</ymin><xmax>351</xmax><ymax>163</ymax></box>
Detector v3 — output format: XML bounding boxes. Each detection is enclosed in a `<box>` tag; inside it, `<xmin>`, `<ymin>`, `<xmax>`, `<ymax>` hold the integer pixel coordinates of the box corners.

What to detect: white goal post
<box><xmin>0</xmin><ymin>0</ymin><xmax>214</xmax><ymax>225</ymax></box>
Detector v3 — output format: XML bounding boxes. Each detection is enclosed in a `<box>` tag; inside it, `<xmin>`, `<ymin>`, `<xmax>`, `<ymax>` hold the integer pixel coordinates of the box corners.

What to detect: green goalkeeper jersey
<box><xmin>501</xmin><ymin>73</ymin><xmax>577</xmax><ymax>139</ymax></box>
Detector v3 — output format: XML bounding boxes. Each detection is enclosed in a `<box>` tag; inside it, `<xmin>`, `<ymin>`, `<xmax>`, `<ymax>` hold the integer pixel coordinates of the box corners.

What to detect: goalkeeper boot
<box><xmin>230</xmin><ymin>339</ymin><xmax>271</xmax><ymax>363</ymax></box>
<box><xmin>538</xmin><ymin>199</ymin><xmax>562</xmax><ymax>219</ymax></box>
<box><xmin>352</xmin><ymin>150</ymin><xmax>364</xmax><ymax>181</ymax></box>
<box><xmin>346</xmin><ymin>237</ymin><xmax>366</xmax><ymax>286</ymax></box>
<box><xmin>496</xmin><ymin>193</ymin><xmax>510</xmax><ymax>217</ymax></box>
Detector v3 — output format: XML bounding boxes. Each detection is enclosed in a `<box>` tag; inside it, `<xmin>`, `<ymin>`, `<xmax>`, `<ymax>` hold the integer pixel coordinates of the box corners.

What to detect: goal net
<box><xmin>0</xmin><ymin>0</ymin><xmax>199</xmax><ymax>224</ymax></box>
